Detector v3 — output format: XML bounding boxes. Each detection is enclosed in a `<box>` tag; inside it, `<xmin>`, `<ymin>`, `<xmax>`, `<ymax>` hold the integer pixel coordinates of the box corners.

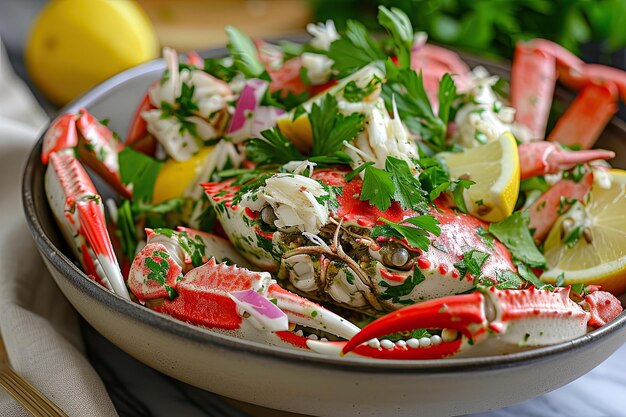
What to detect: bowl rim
<box><xmin>22</xmin><ymin>45</ymin><xmax>626</xmax><ymax>375</ymax></box>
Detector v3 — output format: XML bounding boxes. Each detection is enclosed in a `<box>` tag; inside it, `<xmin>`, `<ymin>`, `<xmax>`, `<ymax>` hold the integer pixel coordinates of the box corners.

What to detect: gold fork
<box><xmin>0</xmin><ymin>336</ymin><xmax>69</xmax><ymax>417</ymax></box>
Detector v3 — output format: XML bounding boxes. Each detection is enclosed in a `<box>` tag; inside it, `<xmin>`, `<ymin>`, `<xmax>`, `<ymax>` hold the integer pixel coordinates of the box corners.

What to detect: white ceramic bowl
<box><xmin>22</xmin><ymin>48</ymin><xmax>626</xmax><ymax>417</ymax></box>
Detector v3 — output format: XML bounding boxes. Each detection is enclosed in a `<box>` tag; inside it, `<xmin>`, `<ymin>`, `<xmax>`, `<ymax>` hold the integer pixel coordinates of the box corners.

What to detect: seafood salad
<box><xmin>42</xmin><ymin>7</ymin><xmax>626</xmax><ymax>359</ymax></box>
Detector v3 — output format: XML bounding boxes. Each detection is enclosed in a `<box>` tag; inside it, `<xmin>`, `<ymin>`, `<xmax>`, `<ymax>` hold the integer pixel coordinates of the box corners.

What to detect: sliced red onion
<box><xmin>229</xmin><ymin>289</ymin><xmax>289</xmax><ymax>332</ymax></box>
<box><xmin>228</xmin><ymin>79</ymin><xmax>268</xmax><ymax>141</ymax></box>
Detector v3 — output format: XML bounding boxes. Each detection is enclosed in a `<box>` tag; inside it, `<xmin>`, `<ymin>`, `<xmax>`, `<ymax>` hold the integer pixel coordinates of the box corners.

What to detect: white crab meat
<box><xmin>306</xmin><ymin>20</ymin><xmax>340</xmax><ymax>51</ymax></box>
<box><xmin>141</xmin><ymin>111</ymin><xmax>217</xmax><ymax>161</ymax></box>
<box><xmin>453</xmin><ymin>66</ymin><xmax>526</xmax><ymax>147</ymax></box>
<box><xmin>301</xmin><ymin>53</ymin><xmax>334</xmax><ymax>85</ymax></box>
<box><xmin>240</xmin><ymin>173</ymin><xmax>330</xmax><ymax>234</ymax></box>
<box><xmin>145</xmin><ymin>47</ymin><xmax>233</xmax><ymax>161</ymax></box>
<box><xmin>344</xmin><ymin>97</ymin><xmax>418</xmax><ymax>170</ymax></box>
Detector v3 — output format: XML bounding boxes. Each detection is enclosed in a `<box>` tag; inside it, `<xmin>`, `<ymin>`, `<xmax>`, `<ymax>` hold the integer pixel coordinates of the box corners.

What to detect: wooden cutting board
<box><xmin>137</xmin><ymin>0</ymin><xmax>311</xmax><ymax>51</ymax></box>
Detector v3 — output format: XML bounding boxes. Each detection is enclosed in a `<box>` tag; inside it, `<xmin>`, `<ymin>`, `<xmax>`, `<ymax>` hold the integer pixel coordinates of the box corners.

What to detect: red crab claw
<box><xmin>528</xmin><ymin>170</ymin><xmax>593</xmax><ymax>243</ymax></box>
<box><xmin>336</xmin><ymin>292</ymin><xmax>488</xmax><ymax>359</ymax></box>
<box><xmin>41</xmin><ymin>113</ymin><xmax>78</xmax><ymax>164</ymax></box>
<box><xmin>518</xmin><ymin>141</ymin><xmax>614</xmax><ymax>180</ymax></box>
<box><xmin>332</xmin><ymin>287</ymin><xmax>612</xmax><ymax>360</ymax></box>
<box><xmin>125</xmin><ymin>86</ymin><xmax>158</xmax><ymax>155</ymax></box>
<box><xmin>46</xmin><ymin>152</ymin><xmax>130</xmax><ymax>299</ymax></box>
<box><xmin>75</xmin><ymin>108</ymin><xmax>132</xmax><ymax>199</ymax></box>
<box><xmin>42</xmin><ymin>109</ymin><xmax>132</xmax><ymax>198</ymax></box>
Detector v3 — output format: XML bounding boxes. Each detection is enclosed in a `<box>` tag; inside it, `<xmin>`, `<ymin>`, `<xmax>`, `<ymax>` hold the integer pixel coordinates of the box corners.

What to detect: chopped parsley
<box><xmin>225</xmin><ymin>25</ymin><xmax>266</xmax><ymax>78</ymax></box>
<box><xmin>327</xmin><ymin>20</ymin><xmax>386</xmax><ymax>77</ymax></box>
<box><xmin>489</xmin><ymin>211</ymin><xmax>546</xmax><ymax>268</ymax></box>
<box><xmin>118</xmin><ymin>147</ymin><xmax>162</xmax><ymax>203</ymax></box>
<box><xmin>377</xmin><ymin>6</ymin><xmax>414</xmax><ymax>69</ymax></box>
<box><xmin>379</xmin><ymin>266</ymin><xmax>426</xmax><ymax>302</ymax></box>
<box><xmin>453</xmin><ymin>249</ymin><xmax>490</xmax><ymax>280</ymax></box>
<box><xmin>370</xmin><ymin>216</ymin><xmax>441</xmax><ymax>252</ymax></box>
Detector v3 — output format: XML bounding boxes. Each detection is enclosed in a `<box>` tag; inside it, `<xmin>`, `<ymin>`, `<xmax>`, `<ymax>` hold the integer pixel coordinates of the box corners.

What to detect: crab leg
<box><xmin>547</xmin><ymin>82</ymin><xmax>619</xmax><ymax>149</ymax></box>
<box><xmin>511</xmin><ymin>43</ymin><xmax>557</xmax><ymax>140</ymax></box>
<box><xmin>519</xmin><ymin>141</ymin><xmax>614</xmax><ymax>180</ymax></box>
<box><xmin>331</xmin><ymin>287</ymin><xmax>621</xmax><ymax>359</ymax></box>
<box><xmin>45</xmin><ymin>152</ymin><xmax>130</xmax><ymax>299</ymax></box>
<box><xmin>527</xmin><ymin>170</ymin><xmax>593</xmax><ymax>243</ymax></box>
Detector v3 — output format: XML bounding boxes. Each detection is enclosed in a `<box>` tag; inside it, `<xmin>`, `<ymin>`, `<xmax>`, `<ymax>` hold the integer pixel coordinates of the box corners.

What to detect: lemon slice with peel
<box><xmin>153</xmin><ymin>146</ymin><xmax>214</xmax><ymax>204</ymax></box>
<box><xmin>277</xmin><ymin>64</ymin><xmax>383</xmax><ymax>152</ymax></box>
<box><xmin>542</xmin><ymin>169</ymin><xmax>626</xmax><ymax>295</ymax></box>
<box><xmin>440</xmin><ymin>132</ymin><xmax>520</xmax><ymax>222</ymax></box>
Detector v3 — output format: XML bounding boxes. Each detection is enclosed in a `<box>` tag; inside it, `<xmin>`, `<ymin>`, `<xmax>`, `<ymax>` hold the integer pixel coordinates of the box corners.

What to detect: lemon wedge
<box><xmin>541</xmin><ymin>169</ymin><xmax>626</xmax><ymax>294</ymax></box>
<box><xmin>277</xmin><ymin>64</ymin><xmax>382</xmax><ymax>152</ymax></box>
<box><xmin>153</xmin><ymin>147</ymin><xmax>214</xmax><ymax>204</ymax></box>
<box><xmin>26</xmin><ymin>0</ymin><xmax>159</xmax><ymax>105</ymax></box>
<box><xmin>440</xmin><ymin>132</ymin><xmax>520</xmax><ymax>222</ymax></box>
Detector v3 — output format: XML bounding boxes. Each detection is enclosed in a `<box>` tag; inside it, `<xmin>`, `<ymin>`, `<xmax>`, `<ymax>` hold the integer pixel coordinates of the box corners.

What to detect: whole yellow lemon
<box><xmin>26</xmin><ymin>0</ymin><xmax>159</xmax><ymax>105</ymax></box>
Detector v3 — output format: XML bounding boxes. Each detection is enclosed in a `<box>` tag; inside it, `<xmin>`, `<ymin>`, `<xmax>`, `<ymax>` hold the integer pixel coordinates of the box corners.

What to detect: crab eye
<box><xmin>391</xmin><ymin>247</ymin><xmax>409</xmax><ymax>267</ymax></box>
<box><xmin>380</xmin><ymin>243</ymin><xmax>414</xmax><ymax>270</ymax></box>
<box><xmin>261</xmin><ymin>205</ymin><xmax>277</xmax><ymax>225</ymax></box>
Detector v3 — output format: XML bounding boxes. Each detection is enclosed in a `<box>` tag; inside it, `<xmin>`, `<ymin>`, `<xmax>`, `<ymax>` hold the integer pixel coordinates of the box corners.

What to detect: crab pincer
<box><xmin>42</xmin><ymin>108</ymin><xmax>131</xmax><ymax>198</ymax></box>
<box><xmin>518</xmin><ymin>141</ymin><xmax>614</xmax><ymax>180</ymax></box>
<box><xmin>334</xmin><ymin>287</ymin><xmax>621</xmax><ymax>360</ymax></box>
<box><xmin>45</xmin><ymin>152</ymin><xmax>130</xmax><ymax>299</ymax></box>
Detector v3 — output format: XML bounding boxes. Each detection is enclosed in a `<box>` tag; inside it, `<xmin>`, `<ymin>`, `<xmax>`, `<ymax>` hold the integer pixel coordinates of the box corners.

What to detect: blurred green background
<box><xmin>312</xmin><ymin>0</ymin><xmax>626</xmax><ymax>61</ymax></box>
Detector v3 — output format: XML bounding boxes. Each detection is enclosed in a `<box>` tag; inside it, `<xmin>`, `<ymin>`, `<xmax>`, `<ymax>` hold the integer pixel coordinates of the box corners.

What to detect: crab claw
<box><xmin>75</xmin><ymin>108</ymin><xmax>131</xmax><ymax>199</ymax></box>
<box><xmin>125</xmin><ymin>89</ymin><xmax>157</xmax><ymax>155</ymax></box>
<box><xmin>41</xmin><ymin>114</ymin><xmax>78</xmax><ymax>164</ymax></box>
<box><xmin>336</xmin><ymin>287</ymin><xmax>603</xmax><ymax>359</ymax></box>
<box><xmin>340</xmin><ymin>292</ymin><xmax>488</xmax><ymax>358</ymax></box>
<box><xmin>519</xmin><ymin>141</ymin><xmax>614</xmax><ymax>180</ymax></box>
<box><xmin>45</xmin><ymin>152</ymin><xmax>130</xmax><ymax>299</ymax></box>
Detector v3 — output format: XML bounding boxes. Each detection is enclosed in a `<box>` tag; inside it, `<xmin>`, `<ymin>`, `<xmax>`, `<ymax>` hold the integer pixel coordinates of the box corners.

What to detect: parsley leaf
<box><xmin>310</xmin><ymin>94</ymin><xmax>365</xmax><ymax>156</ymax></box>
<box><xmin>245</xmin><ymin>128</ymin><xmax>304</xmax><ymax>166</ymax></box>
<box><xmin>517</xmin><ymin>263</ymin><xmax>553</xmax><ymax>290</ymax></box>
<box><xmin>371</xmin><ymin>216</ymin><xmax>440</xmax><ymax>251</ymax></box>
<box><xmin>225</xmin><ymin>26</ymin><xmax>266</xmax><ymax>78</ymax></box>
<box><xmin>360</xmin><ymin>164</ymin><xmax>395</xmax><ymax>211</ymax></box>
<box><xmin>454</xmin><ymin>249</ymin><xmax>490</xmax><ymax>279</ymax></box>
<box><xmin>493</xmin><ymin>270</ymin><xmax>524</xmax><ymax>290</ymax></box>
<box><xmin>118</xmin><ymin>147</ymin><xmax>162</xmax><ymax>203</ymax></box>
<box><xmin>385</xmin><ymin>157</ymin><xmax>429</xmax><ymax>212</ymax></box>
<box><xmin>383</xmin><ymin>70</ymin><xmax>458</xmax><ymax>152</ymax></box>
<box><xmin>328</xmin><ymin>20</ymin><xmax>386</xmax><ymax>76</ymax></box>
<box><xmin>377</xmin><ymin>6</ymin><xmax>413</xmax><ymax>69</ymax></box>
<box><xmin>343</xmin><ymin>77</ymin><xmax>381</xmax><ymax>102</ymax></box>
<box><xmin>489</xmin><ymin>211</ymin><xmax>547</xmax><ymax>268</ymax></box>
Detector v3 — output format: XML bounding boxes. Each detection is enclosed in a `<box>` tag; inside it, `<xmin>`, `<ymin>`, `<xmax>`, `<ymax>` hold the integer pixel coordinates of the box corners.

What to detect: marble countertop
<box><xmin>3</xmin><ymin>3</ymin><xmax>626</xmax><ymax>416</ymax></box>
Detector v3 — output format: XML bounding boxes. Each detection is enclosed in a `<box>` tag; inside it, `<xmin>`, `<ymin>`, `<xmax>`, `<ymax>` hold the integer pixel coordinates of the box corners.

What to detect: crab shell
<box><xmin>203</xmin><ymin>168</ymin><xmax>517</xmax><ymax>313</ymax></box>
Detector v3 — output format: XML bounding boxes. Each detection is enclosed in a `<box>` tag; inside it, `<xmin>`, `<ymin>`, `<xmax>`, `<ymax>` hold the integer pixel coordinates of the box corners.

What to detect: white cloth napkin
<box><xmin>0</xmin><ymin>41</ymin><xmax>118</xmax><ymax>417</ymax></box>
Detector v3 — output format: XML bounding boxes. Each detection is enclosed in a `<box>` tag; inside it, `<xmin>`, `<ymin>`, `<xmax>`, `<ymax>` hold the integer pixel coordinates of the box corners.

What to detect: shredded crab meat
<box><xmin>306</xmin><ymin>20</ymin><xmax>340</xmax><ymax>51</ymax></box>
<box><xmin>143</xmin><ymin>47</ymin><xmax>234</xmax><ymax>161</ymax></box>
<box><xmin>453</xmin><ymin>66</ymin><xmax>528</xmax><ymax>148</ymax></box>
<box><xmin>141</xmin><ymin>111</ymin><xmax>216</xmax><ymax>161</ymax></box>
<box><xmin>240</xmin><ymin>173</ymin><xmax>330</xmax><ymax>234</ymax></box>
<box><xmin>301</xmin><ymin>53</ymin><xmax>334</xmax><ymax>85</ymax></box>
<box><xmin>344</xmin><ymin>97</ymin><xmax>418</xmax><ymax>171</ymax></box>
